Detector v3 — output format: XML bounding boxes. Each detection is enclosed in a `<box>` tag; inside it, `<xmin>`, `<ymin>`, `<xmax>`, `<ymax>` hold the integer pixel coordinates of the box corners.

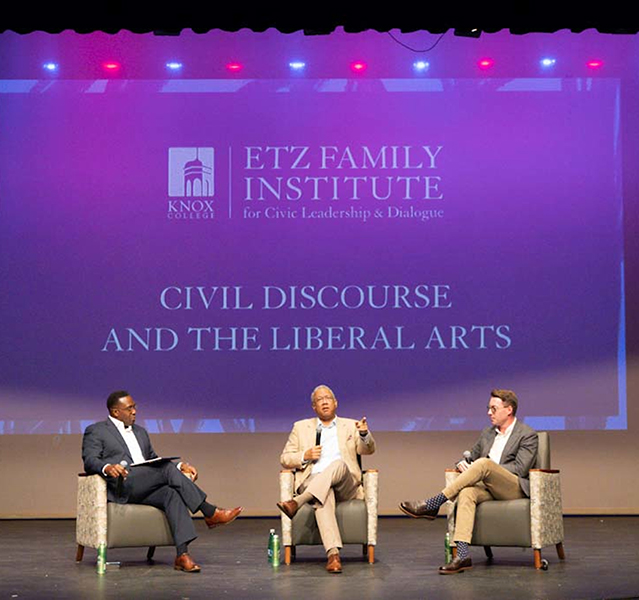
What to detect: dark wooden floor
<box><xmin>1</xmin><ymin>516</ymin><xmax>638</xmax><ymax>600</ymax></box>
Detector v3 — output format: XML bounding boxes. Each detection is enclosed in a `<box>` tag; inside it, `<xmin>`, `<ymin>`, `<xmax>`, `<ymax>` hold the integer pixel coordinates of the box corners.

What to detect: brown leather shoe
<box><xmin>174</xmin><ymin>553</ymin><xmax>201</xmax><ymax>573</ymax></box>
<box><xmin>326</xmin><ymin>553</ymin><xmax>342</xmax><ymax>574</ymax></box>
<box><xmin>276</xmin><ymin>499</ymin><xmax>299</xmax><ymax>520</ymax></box>
<box><xmin>439</xmin><ymin>556</ymin><xmax>472</xmax><ymax>574</ymax></box>
<box><xmin>399</xmin><ymin>500</ymin><xmax>439</xmax><ymax>520</ymax></box>
<box><xmin>204</xmin><ymin>506</ymin><xmax>243</xmax><ymax>529</ymax></box>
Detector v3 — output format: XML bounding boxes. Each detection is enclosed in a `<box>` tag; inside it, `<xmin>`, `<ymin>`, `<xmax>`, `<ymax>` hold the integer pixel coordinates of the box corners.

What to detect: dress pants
<box><xmin>298</xmin><ymin>459</ymin><xmax>360</xmax><ymax>552</ymax></box>
<box><xmin>441</xmin><ymin>457</ymin><xmax>526</xmax><ymax>544</ymax></box>
<box><xmin>123</xmin><ymin>462</ymin><xmax>207</xmax><ymax>548</ymax></box>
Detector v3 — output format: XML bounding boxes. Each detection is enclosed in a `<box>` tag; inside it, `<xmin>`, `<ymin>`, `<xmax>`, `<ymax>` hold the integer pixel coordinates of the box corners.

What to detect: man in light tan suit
<box><xmin>277</xmin><ymin>384</ymin><xmax>376</xmax><ymax>574</ymax></box>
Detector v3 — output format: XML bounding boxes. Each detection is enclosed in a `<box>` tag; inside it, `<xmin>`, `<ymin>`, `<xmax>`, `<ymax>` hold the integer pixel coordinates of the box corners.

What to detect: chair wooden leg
<box><xmin>534</xmin><ymin>548</ymin><xmax>542</xmax><ymax>569</ymax></box>
<box><xmin>556</xmin><ymin>542</ymin><xmax>565</xmax><ymax>560</ymax></box>
<box><xmin>284</xmin><ymin>546</ymin><xmax>292</xmax><ymax>565</ymax></box>
<box><xmin>367</xmin><ymin>545</ymin><xmax>375</xmax><ymax>564</ymax></box>
<box><xmin>76</xmin><ymin>544</ymin><xmax>85</xmax><ymax>562</ymax></box>
<box><xmin>452</xmin><ymin>546</ymin><xmax>457</xmax><ymax>559</ymax></box>
<box><xmin>147</xmin><ymin>546</ymin><xmax>156</xmax><ymax>562</ymax></box>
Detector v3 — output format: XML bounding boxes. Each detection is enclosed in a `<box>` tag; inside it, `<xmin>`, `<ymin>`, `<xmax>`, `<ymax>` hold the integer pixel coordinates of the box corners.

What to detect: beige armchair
<box><xmin>279</xmin><ymin>468</ymin><xmax>379</xmax><ymax>565</ymax></box>
<box><xmin>75</xmin><ymin>473</ymin><xmax>174</xmax><ymax>564</ymax></box>
<box><xmin>445</xmin><ymin>431</ymin><xmax>565</xmax><ymax>570</ymax></box>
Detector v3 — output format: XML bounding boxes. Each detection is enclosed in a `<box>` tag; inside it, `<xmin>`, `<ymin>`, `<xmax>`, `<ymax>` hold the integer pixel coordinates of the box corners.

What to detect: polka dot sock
<box><xmin>424</xmin><ymin>492</ymin><xmax>448</xmax><ymax>511</ymax></box>
<box><xmin>455</xmin><ymin>541</ymin><xmax>469</xmax><ymax>561</ymax></box>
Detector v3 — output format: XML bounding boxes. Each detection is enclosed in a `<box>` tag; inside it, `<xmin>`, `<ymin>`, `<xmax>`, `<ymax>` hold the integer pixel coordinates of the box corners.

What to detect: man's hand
<box><xmin>456</xmin><ymin>460</ymin><xmax>470</xmax><ymax>473</ymax></box>
<box><xmin>304</xmin><ymin>446</ymin><xmax>322</xmax><ymax>462</ymax></box>
<box><xmin>105</xmin><ymin>463</ymin><xmax>128</xmax><ymax>478</ymax></box>
<box><xmin>355</xmin><ymin>416</ymin><xmax>369</xmax><ymax>435</ymax></box>
<box><xmin>180</xmin><ymin>462</ymin><xmax>198</xmax><ymax>482</ymax></box>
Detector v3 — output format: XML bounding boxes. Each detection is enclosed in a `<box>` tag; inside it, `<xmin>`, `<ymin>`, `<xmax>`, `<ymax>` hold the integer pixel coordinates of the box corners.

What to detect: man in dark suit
<box><xmin>399</xmin><ymin>388</ymin><xmax>538</xmax><ymax>574</ymax></box>
<box><xmin>82</xmin><ymin>390</ymin><xmax>243</xmax><ymax>573</ymax></box>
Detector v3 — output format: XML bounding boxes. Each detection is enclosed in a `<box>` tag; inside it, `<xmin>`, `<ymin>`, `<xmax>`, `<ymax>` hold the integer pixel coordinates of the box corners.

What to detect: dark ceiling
<box><xmin>2</xmin><ymin>3</ymin><xmax>639</xmax><ymax>36</ymax></box>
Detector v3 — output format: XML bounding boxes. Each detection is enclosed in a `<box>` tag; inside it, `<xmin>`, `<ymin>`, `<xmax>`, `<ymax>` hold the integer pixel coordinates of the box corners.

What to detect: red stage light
<box><xmin>102</xmin><ymin>61</ymin><xmax>121</xmax><ymax>72</ymax></box>
<box><xmin>478</xmin><ymin>58</ymin><xmax>494</xmax><ymax>70</ymax></box>
<box><xmin>350</xmin><ymin>61</ymin><xmax>367</xmax><ymax>73</ymax></box>
<box><xmin>587</xmin><ymin>60</ymin><xmax>604</xmax><ymax>69</ymax></box>
<box><xmin>226</xmin><ymin>62</ymin><xmax>243</xmax><ymax>72</ymax></box>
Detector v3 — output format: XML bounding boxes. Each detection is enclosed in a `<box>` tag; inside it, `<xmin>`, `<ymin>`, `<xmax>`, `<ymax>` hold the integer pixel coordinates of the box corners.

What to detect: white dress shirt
<box><xmin>488</xmin><ymin>417</ymin><xmax>517</xmax><ymax>464</ymax></box>
<box><xmin>108</xmin><ymin>415</ymin><xmax>146</xmax><ymax>464</ymax></box>
<box><xmin>312</xmin><ymin>417</ymin><xmax>342</xmax><ymax>475</ymax></box>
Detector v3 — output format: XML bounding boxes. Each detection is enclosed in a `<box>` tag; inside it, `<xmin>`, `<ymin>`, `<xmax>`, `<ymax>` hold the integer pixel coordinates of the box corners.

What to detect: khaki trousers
<box><xmin>442</xmin><ymin>457</ymin><xmax>526</xmax><ymax>544</ymax></box>
<box><xmin>298</xmin><ymin>459</ymin><xmax>360</xmax><ymax>552</ymax></box>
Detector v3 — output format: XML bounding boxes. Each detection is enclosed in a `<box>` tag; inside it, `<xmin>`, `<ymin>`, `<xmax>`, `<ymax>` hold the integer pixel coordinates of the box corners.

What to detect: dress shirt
<box><xmin>312</xmin><ymin>418</ymin><xmax>341</xmax><ymax>475</ymax></box>
<box><xmin>108</xmin><ymin>415</ymin><xmax>146</xmax><ymax>464</ymax></box>
<box><xmin>488</xmin><ymin>418</ymin><xmax>517</xmax><ymax>464</ymax></box>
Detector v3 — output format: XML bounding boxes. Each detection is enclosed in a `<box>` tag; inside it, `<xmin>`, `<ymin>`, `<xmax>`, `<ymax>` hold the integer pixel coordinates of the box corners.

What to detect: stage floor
<box><xmin>1</xmin><ymin>516</ymin><xmax>638</xmax><ymax>600</ymax></box>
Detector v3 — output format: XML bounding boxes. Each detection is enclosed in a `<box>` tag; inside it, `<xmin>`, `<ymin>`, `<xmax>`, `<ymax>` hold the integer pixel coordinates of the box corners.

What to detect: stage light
<box><xmin>289</xmin><ymin>61</ymin><xmax>306</xmax><ymax>71</ymax></box>
<box><xmin>43</xmin><ymin>62</ymin><xmax>59</xmax><ymax>72</ymax></box>
<box><xmin>350</xmin><ymin>61</ymin><xmax>367</xmax><ymax>73</ymax></box>
<box><xmin>102</xmin><ymin>61</ymin><xmax>121</xmax><ymax>73</ymax></box>
<box><xmin>540</xmin><ymin>58</ymin><xmax>556</xmax><ymax>68</ymax></box>
<box><xmin>166</xmin><ymin>61</ymin><xmax>183</xmax><ymax>71</ymax></box>
<box><xmin>587</xmin><ymin>59</ymin><xmax>604</xmax><ymax>69</ymax></box>
<box><xmin>478</xmin><ymin>58</ymin><xmax>494</xmax><ymax>70</ymax></box>
<box><xmin>413</xmin><ymin>60</ymin><xmax>430</xmax><ymax>73</ymax></box>
<box><xmin>226</xmin><ymin>62</ymin><xmax>243</xmax><ymax>72</ymax></box>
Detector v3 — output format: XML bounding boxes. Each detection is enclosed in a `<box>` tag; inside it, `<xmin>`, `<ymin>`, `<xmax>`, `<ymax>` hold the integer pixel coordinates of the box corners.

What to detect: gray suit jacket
<box><xmin>82</xmin><ymin>419</ymin><xmax>158</xmax><ymax>503</ymax></box>
<box><xmin>468</xmin><ymin>420</ymin><xmax>538</xmax><ymax>497</ymax></box>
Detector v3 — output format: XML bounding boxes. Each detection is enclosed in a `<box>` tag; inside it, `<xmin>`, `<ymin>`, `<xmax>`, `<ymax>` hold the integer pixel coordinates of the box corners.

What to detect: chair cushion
<box><xmin>471</xmin><ymin>499</ymin><xmax>532</xmax><ymax>547</ymax></box>
<box><xmin>292</xmin><ymin>499</ymin><xmax>367</xmax><ymax>546</ymax></box>
<box><xmin>107</xmin><ymin>503</ymin><xmax>174</xmax><ymax>548</ymax></box>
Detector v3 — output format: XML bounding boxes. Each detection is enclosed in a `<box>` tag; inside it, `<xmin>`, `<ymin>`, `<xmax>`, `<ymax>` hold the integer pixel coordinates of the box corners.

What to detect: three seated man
<box><xmin>84</xmin><ymin>386</ymin><xmax>537</xmax><ymax>575</ymax></box>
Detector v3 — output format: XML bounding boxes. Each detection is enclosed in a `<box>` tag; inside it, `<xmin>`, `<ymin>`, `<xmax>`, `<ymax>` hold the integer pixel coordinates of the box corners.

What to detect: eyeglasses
<box><xmin>487</xmin><ymin>405</ymin><xmax>504</xmax><ymax>413</ymax></box>
<box><xmin>313</xmin><ymin>396</ymin><xmax>335</xmax><ymax>403</ymax></box>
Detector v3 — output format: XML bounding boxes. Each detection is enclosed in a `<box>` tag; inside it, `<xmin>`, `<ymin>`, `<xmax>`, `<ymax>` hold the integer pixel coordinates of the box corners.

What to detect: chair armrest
<box><xmin>529</xmin><ymin>469</ymin><xmax>564</xmax><ymax>548</ymax></box>
<box><xmin>76</xmin><ymin>474</ymin><xmax>108</xmax><ymax>549</ymax></box>
<box><xmin>444</xmin><ymin>469</ymin><xmax>460</xmax><ymax>544</ymax></box>
<box><xmin>279</xmin><ymin>470</ymin><xmax>295</xmax><ymax>546</ymax></box>
<box><xmin>363</xmin><ymin>469</ymin><xmax>379</xmax><ymax>546</ymax></box>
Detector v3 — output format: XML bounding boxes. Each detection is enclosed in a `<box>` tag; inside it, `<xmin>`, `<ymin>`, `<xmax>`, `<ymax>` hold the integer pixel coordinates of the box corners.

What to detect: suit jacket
<box><xmin>280</xmin><ymin>416</ymin><xmax>376</xmax><ymax>500</ymax></box>
<box><xmin>82</xmin><ymin>419</ymin><xmax>158</xmax><ymax>503</ymax></box>
<box><xmin>468</xmin><ymin>419</ymin><xmax>538</xmax><ymax>497</ymax></box>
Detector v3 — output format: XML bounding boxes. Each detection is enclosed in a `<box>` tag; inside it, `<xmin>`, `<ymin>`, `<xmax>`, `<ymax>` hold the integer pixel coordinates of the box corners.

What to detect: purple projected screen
<box><xmin>0</xmin><ymin>77</ymin><xmax>626</xmax><ymax>434</ymax></box>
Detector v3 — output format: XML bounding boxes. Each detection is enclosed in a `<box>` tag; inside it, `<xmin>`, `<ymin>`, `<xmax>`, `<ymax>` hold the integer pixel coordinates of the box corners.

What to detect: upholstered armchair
<box><xmin>445</xmin><ymin>431</ymin><xmax>565</xmax><ymax>570</ymax></box>
<box><xmin>278</xmin><ymin>468</ymin><xmax>379</xmax><ymax>565</ymax></box>
<box><xmin>75</xmin><ymin>473</ymin><xmax>174</xmax><ymax>564</ymax></box>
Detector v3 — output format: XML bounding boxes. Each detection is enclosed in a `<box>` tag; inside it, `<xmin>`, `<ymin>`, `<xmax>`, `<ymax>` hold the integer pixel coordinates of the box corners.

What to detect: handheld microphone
<box><xmin>315</xmin><ymin>424</ymin><xmax>322</xmax><ymax>446</ymax></box>
<box><xmin>116</xmin><ymin>460</ymin><xmax>128</xmax><ymax>496</ymax></box>
<box><xmin>462</xmin><ymin>451</ymin><xmax>473</xmax><ymax>464</ymax></box>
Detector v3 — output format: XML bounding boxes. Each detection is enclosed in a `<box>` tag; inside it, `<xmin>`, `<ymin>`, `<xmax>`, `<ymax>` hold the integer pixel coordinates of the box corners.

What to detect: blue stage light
<box><xmin>166</xmin><ymin>61</ymin><xmax>183</xmax><ymax>71</ymax></box>
<box><xmin>289</xmin><ymin>61</ymin><xmax>306</xmax><ymax>71</ymax></box>
<box><xmin>413</xmin><ymin>60</ymin><xmax>430</xmax><ymax>72</ymax></box>
<box><xmin>43</xmin><ymin>62</ymin><xmax>59</xmax><ymax>72</ymax></box>
<box><xmin>540</xmin><ymin>58</ymin><xmax>557</xmax><ymax>68</ymax></box>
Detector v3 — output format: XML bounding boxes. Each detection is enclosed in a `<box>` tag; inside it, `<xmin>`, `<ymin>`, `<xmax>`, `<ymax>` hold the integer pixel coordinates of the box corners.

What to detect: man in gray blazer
<box><xmin>399</xmin><ymin>388</ymin><xmax>538</xmax><ymax>574</ymax></box>
<box><xmin>82</xmin><ymin>390</ymin><xmax>243</xmax><ymax>573</ymax></box>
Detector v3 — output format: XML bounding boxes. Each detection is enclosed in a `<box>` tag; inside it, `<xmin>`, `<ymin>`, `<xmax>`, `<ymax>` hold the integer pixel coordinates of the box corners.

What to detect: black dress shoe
<box><xmin>398</xmin><ymin>501</ymin><xmax>439</xmax><ymax>519</ymax></box>
<box><xmin>439</xmin><ymin>556</ymin><xmax>472</xmax><ymax>574</ymax></box>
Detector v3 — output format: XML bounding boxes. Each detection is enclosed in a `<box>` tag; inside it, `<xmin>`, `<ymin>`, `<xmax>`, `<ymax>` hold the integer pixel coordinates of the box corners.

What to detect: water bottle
<box><xmin>97</xmin><ymin>542</ymin><xmax>106</xmax><ymax>574</ymax></box>
<box><xmin>272</xmin><ymin>534</ymin><xmax>280</xmax><ymax>567</ymax></box>
<box><xmin>267</xmin><ymin>528</ymin><xmax>275</xmax><ymax>563</ymax></box>
<box><xmin>444</xmin><ymin>532</ymin><xmax>452</xmax><ymax>564</ymax></box>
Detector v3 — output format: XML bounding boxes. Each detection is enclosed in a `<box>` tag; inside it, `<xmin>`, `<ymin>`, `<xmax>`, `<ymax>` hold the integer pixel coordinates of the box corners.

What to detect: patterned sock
<box><xmin>455</xmin><ymin>541</ymin><xmax>469</xmax><ymax>561</ymax></box>
<box><xmin>176</xmin><ymin>543</ymin><xmax>188</xmax><ymax>556</ymax></box>
<box><xmin>425</xmin><ymin>492</ymin><xmax>448</xmax><ymax>511</ymax></box>
<box><xmin>198</xmin><ymin>501</ymin><xmax>217</xmax><ymax>518</ymax></box>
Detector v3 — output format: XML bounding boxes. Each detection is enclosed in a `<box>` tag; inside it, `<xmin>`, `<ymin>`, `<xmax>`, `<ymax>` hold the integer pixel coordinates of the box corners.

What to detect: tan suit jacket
<box><xmin>280</xmin><ymin>416</ymin><xmax>376</xmax><ymax>500</ymax></box>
